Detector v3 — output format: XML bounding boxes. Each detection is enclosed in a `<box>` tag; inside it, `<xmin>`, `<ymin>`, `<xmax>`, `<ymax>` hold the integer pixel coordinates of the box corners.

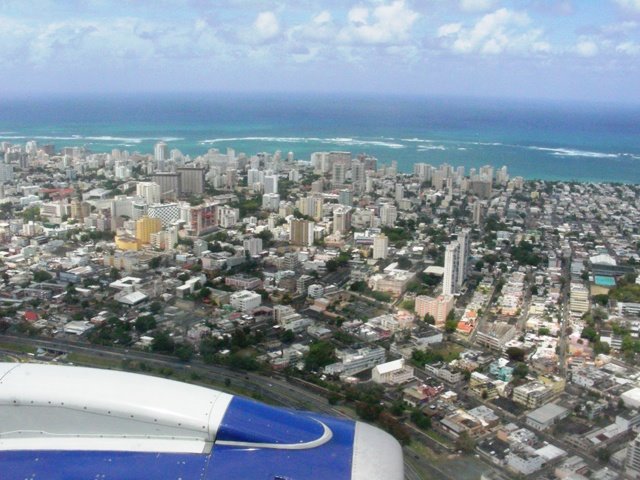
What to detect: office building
<box><xmin>230</xmin><ymin>290</ymin><xmax>262</xmax><ymax>312</ymax></box>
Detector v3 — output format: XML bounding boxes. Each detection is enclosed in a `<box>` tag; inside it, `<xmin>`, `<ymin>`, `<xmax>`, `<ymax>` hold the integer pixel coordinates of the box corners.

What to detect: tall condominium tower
<box><xmin>443</xmin><ymin>241</ymin><xmax>460</xmax><ymax>296</ymax></box>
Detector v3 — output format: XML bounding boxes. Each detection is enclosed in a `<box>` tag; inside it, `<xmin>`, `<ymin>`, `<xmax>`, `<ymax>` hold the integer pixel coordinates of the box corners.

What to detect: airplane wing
<box><xmin>0</xmin><ymin>362</ymin><xmax>403</xmax><ymax>480</ymax></box>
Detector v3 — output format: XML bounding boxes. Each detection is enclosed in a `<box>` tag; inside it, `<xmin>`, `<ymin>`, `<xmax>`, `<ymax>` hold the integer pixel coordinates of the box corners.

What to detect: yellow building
<box><xmin>136</xmin><ymin>216</ymin><xmax>162</xmax><ymax>246</ymax></box>
<box><xmin>115</xmin><ymin>235</ymin><xmax>139</xmax><ymax>251</ymax></box>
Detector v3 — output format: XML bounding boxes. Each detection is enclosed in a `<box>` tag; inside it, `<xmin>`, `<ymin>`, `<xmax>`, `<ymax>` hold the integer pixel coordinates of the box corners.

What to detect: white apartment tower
<box><xmin>379</xmin><ymin>204</ymin><xmax>397</xmax><ymax>227</ymax></box>
<box><xmin>373</xmin><ymin>234</ymin><xmax>389</xmax><ymax>260</ymax></box>
<box><xmin>136</xmin><ymin>182</ymin><xmax>161</xmax><ymax>205</ymax></box>
<box><xmin>263</xmin><ymin>174</ymin><xmax>279</xmax><ymax>195</ymax></box>
<box><xmin>443</xmin><ymin>241</ymin><xmax>460</xmax><ymax>296</ymax></box>
<box><xmin>154</xmin><ymin>141</ymin><xmax>169</xmax><ymax>170</ymax></box>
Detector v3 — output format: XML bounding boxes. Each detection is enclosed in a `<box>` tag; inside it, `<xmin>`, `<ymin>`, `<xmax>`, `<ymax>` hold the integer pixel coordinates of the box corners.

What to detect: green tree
<box><xmin>444</xmin><ymin>310</ymin><xmax>458</xmax><ymax>333</ymax></box>
<box><xmin>455</xmin><ymin>431</ymin><xmax>476</xmax><ymax>453</ymax></box>
<box><xmin>280</xmin><ymin>329</ymin><xmax>295</xmax><ymax>343</ymax></box>
<box><xmin>33</xmin><ymin>270</ymin><xmax>53</xmax><ymax>283</ymax></box>
<box><xmin>149</xmin><ymin>301</ymin><xmax>163</xmax><ymax>315</ymax></box>
<box><xmin>410</xmin><ymin>410</ymin><xmax>431</xmax><ymax>430</ymax></box>
<box><xmin>513</xmin><ymin>362</ymin><xmax>529</xmax><ymax>379</ymax></box>
<box><xmin>151</xmin><ymin>331</ymin><xmax>175</xmax><ymax>354</ymax></box>
<box><xmin>134</xmin><ymin>315</ymin><xmax>157</xmax><ymax>333</ymax></box>
<box><xmin>506</xmin><ymin>347</ymin><xmax>525</xmax><ymax>362</ymax></box>
<box><xmin>175</xmin><ymin>343</ymin><xmax>195</xmax><ymax>362</ymax></box>
<box><xmin>304</xmin><ymin>341</ymin><xmax>336</xmax><ymax>371</ymax></box>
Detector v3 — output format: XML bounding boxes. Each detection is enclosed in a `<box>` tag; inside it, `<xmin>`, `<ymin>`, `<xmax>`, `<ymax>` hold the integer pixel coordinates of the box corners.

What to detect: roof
<box><xmin>117</xmin><ymin>291</ymin><xmax>148</xmax><ymax>305</ymax></box>
<box><xmin>424</xmin><ymin>266</ymin><xmax>445</xmax><ymax>276</ymax></box>
<box><xmin>526</xmin><ymin>403</ymin><xmax>568</xmax><ymax>424</ymax></box>
<box><xmin>373</xmin><ymin>359</ymin><xmax>404</xmax><ymax>375</ymax></box>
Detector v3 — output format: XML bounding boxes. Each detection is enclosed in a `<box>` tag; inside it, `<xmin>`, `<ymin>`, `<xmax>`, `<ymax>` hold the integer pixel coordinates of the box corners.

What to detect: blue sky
<box><xmin>1</xmin><ymin>0</ymin><xmax>639</xmax><ymax>102</ymax></box>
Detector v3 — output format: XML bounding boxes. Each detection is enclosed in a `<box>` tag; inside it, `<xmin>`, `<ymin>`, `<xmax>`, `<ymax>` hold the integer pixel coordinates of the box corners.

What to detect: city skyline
<box><xmin>0</xmin><ymin>0</ymin><xmax>639</xmax><ymax>103</ymax></box>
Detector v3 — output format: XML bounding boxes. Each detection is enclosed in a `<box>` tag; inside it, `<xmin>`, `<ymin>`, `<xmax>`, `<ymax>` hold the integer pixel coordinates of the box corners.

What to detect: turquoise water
<box><xmin>594</xmin><ymin>276</ymin><xmax>616</xmax><ymax>287</ymax></box>
<box><xmin>0</xmin><ymin>93</ymin><xmax>638</xmax><ymax>183</ymax></box>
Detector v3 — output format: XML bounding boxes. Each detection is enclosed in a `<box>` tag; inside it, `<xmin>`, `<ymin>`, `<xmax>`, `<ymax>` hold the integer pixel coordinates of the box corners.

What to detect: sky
<box><xmin>0</xmin><ymin>0</ymin><xmax>640</xmax><ymax>103</ymax></box>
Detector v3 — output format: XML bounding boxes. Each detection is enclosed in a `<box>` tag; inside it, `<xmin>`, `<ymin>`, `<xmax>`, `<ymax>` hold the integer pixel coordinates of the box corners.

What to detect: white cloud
<box><xmin>288</xmin><ymin>10</ymin><xmax>338</xmax><ymax>43</ymax></box>
<box><xmin>616</xmin><ymin>41</ymin><xmax>640</xmax><ymax>54</ymax></box>
<box><xmin>614</xmin><ymin>0</ymin><xmax>640</xmax><ymax>12</ymax></box>
<box><xmin>459</xmin><ymin>0</ymin><xmax>498</xmax><ymax>12</ymax></box>
<box><xmin>339</xmin><ymin>0</ymin><xmax>420</xmax><ymax>45</ymax></box>
<box><xmin>437</xmin><ymin>23</ymin><xmax>462</xmax><ymax>37</ymax></box>
<box><xmin>438</xmin><ymin>8</ymin><xmax>546</xmax><ymax>55</ymax></box>
<box><xmin>575</xmin><ymin>40</ymin><xmax>599</xmax><ymax>57</ymax></box>
<box><xmin>253</xmin><ymin>11</ymin><xmax>280</xmax><ymax>41</ymax></box>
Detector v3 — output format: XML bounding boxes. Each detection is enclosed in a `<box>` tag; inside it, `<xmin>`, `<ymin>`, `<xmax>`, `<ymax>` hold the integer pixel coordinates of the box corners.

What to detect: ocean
<box><xmin>0</xmin><ymin>93</ymin><xmax>638</xmax><ymax>183</ymax></box>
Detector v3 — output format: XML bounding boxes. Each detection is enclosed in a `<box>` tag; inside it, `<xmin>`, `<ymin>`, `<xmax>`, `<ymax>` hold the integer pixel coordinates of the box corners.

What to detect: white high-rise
<box><xmin>154</xmin><ymin>142</ymin><xmax>168</xmax><ymax>170</ymax></box>
<box><xmin>443</xmin><ymin>242</ymin><xmax>460</xmax><ymax>296</ymax></box>
<box><xmin>136</xmin><ymin>182</ymin><xmax>161</xmax><ymax>205</ymax></box>
<box><xmin>379</xmin><ymin>204</ymin><xmax>397</xmax><ymax>227</ymax></box>
<box><xmin>373</xmin><ymin>234</ymin><xmax>389</xmax><ymax>260</ymax></box>
<box><xmin>263</xmin><ymin>174</ymin><xmax>278</xmax><ymax>195</ymax></box>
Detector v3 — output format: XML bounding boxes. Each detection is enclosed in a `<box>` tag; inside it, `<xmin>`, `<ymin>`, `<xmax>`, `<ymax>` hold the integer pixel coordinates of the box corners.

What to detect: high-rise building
<box><xmin>262</xmin><ymin>193</ymin><xmax>281</xmax><ymax>211</ymax></box>
<box><xmin>263</xmin><ymin>174</ymin><xmax>279</xmax><ymax>195</ymax></box>
<box><xmin>136</xmin><ymin>216</ymin><xmax>162</xmax><ymax>246</ymax></box>
<box><xmin>176</xmin><ymin>167</ymin><xmax>205</xmax><ymax>195</ymax></box>
<box><xmin>0</xmin><ymin>163</ymin><xmax>14</xmax><ymax>183</ymax></box>
<box><xmin>331</xmin><ymin>162</ymin><xmax>347</xmax><ymax>186</ymax></box>
<box><xmin>154</xmin><ymin>141</ymin><xmax>169</xmax><ymax>170</ymax></box>
<box><xmin>413</xmin><ymin>163</ymin><xmax>432</xmax><ymax>181</ymax></box>
<box><xmin>379</xmin><ymin>204</ymin><xmax>397</xmax><ymax>227</ymax></box>
<box><xmin>243</xmin><ymin>237</ymin><xmax>263</xmax><ymax>256</ymax></box>
<box><xmin>373</xmin><ymin>234</ymin><xmax>389</xmax><ymax>260</ymax></box>
<box><xmin>136</xmin><ymin>182</ymin><xmax>161</xmax><ymax>205</ymax></box>
<box><xmin>457</xmin><ymin>229</ymin><xmax>470</xmax><ymax>288</ymax></box>
<box><xmin>338</xmin><ymin>189</ymin><xmax>353</xmax><ymax>206</ymax></box>
<box><xmin>289</xmin><ymin>219</ymin><xmax>315</xmax><ymax>247</ymax></box>
<box><xmin>351</xmin><ymin>159</ymin><xmax>365</xmax><ymax>191</ymax></box>
<box><xmin>626</xmin><ymin>434</ymin><xmax>640</xmax><ymax>479</ymax></box>
<box><xmin>333</xmin><ymin>206</ymin><xmax>352</xmax><ymax>234</ymax></box>
<box><xmin>443</xmin><ymin>242</ymin><xmax>460</xmax><ymax>296</ymax></box>
<box><xmin>473</xmin><ymin>201</ymin><xmax>484</xmax><ymax>225</ymax></box>
<box><xmin>148</xmin><ymin>203</ymin><xmax>180</xmax><ymax>227</ymax></box>
<box><xmin>151</xmin><ymin>172</ymin><xmax>181</xmax><ymax>200</ymax></box>
<box><xmin>415</xmin><ymin>295</ymin><xmax>454</xmax><ymax>328</ymax></box>
<box><xmin>469</xmin><ymin>179</ymin><xmax>492</xmax><ymax>199</ymax></box>
<box><xmin>395</xmin><ymin>184</ymin><xmax>404</xmax><ymax>204</ymax></box>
